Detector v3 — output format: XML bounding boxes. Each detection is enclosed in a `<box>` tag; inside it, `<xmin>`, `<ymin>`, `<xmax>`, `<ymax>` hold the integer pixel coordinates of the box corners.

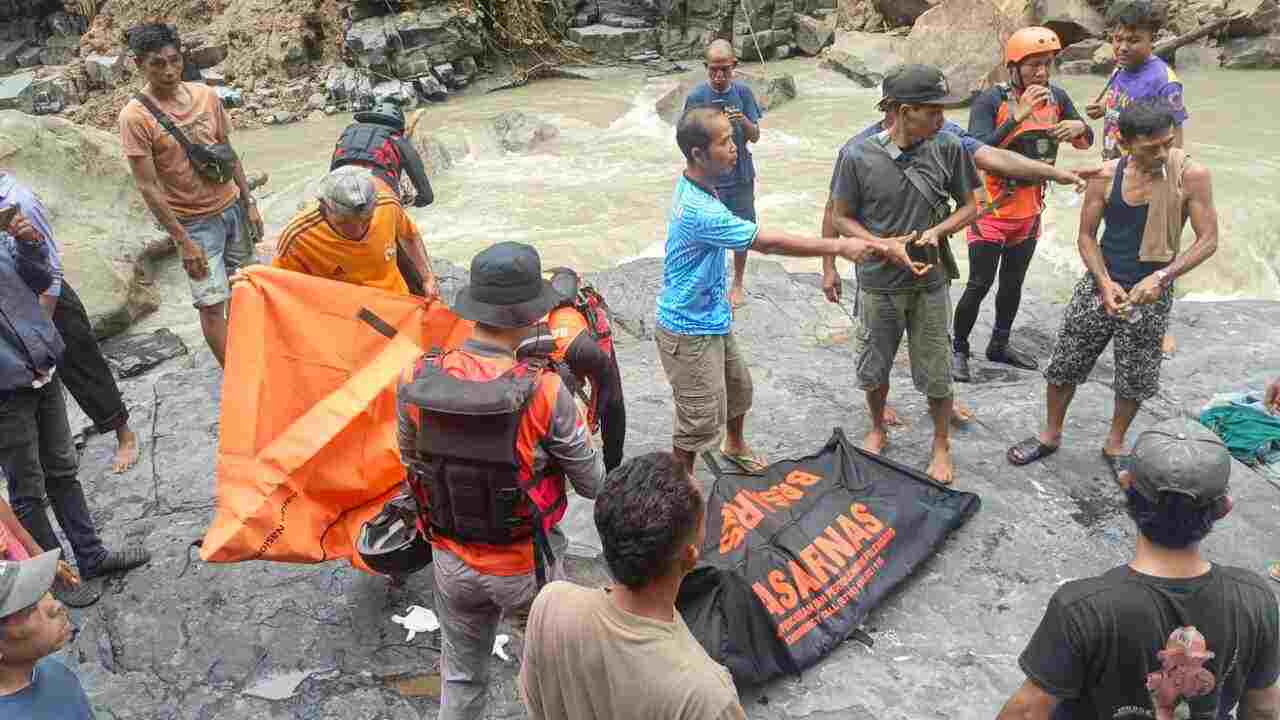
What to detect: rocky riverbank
<box><xmin>60</xmin><ymin>256</ymin><xmax>1280</xmax><ymax>719</ymax></box>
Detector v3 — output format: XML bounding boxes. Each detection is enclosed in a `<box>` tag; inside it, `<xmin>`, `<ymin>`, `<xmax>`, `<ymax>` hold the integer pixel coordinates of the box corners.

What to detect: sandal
<box><xmin>52</xmin><ymin>576</ymin><xmax>102</xmax><ymax>609</ymax></box>
<box><xmin>84</xmin><ymin>547</ymin><xmax>151</xmax><ymax>580</ymax></box>
<box><xmin>720</xmin><ymin>450</ymin><xmax>769</xmax><ymax>475</ymax></box>
<box><xmin>1007</xmin><ymin>437</ymin><xmax>1059</xmax><ymax>466</ymax></box>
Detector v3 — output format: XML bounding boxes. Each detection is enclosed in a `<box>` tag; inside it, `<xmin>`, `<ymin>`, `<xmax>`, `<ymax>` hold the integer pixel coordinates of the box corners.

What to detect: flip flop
<box><xmin>720</xmin><ymin>450</ymin><xmax>769</xmax><ymax>475</ymax></box>
<box><xmin>52</xmin><ymin>576</ymin><xmax>102</xmax><ymax>609</ymax></box>
<box><xmin>1007</xmin><ymin>436</ymin><xmax>1059</xmax><ymax>466</ymax></box>
<box><xmin>1102</xmin><ymin>451</ymin><xmax>1133</xmax><ymax>481</ymax></box>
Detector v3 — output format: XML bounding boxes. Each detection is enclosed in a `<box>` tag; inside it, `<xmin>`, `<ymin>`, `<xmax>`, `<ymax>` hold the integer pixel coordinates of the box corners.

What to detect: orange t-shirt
<box><xmin>271</xmin><ymin>192</ymin><xmax>416</xmax><ymax>295</ymax></box>
<box><xmin>118</xmin><ymin>82</ymin><xmax>239</xmax><ymax>220</ymax></box>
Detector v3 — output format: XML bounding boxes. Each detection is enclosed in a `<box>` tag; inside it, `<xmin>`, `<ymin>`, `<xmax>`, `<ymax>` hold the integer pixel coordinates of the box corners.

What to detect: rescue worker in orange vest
<box><xmin>518</xmin><ymin>267</ymin><xmax>626</xmax><ymax>473</ymax></box>
<box><xmin>271</xmin><ymin>166</ymin><xmax>438</xmax><ymax>298</ymax></box>
<box><xmin>396</xmin><ymin>241</ymin><xmax>604</xmax><ymax>720</ymax></box>
<box><xmin>954</xmin><ymin>27</ymin><xmax>1094</xmax><ymax>382</ymax></box>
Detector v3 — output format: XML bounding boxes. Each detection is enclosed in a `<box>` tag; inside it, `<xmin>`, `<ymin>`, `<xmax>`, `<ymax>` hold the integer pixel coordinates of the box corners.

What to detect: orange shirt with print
<box><xmin>271</xmin><ymin>192</ymin><xmax>416</xmax><ymax>295</ymax></box>
<box><xmin>118</xmin><ymin>82</ymin><xmax>239</xmax><ymax>220</ymax></box>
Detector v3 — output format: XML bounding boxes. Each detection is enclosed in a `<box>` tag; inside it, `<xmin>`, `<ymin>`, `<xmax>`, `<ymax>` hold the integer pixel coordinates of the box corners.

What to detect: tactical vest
<box><xmin>401</xmin><ymin>352</ymin><xmax>568</xmax><ymax>547</ymax></box>
<box><xmin>331</xmin><ymin>123</ymin><xmax>402</xmax><ymax>188</ymax></box>
<box><xmin>547</xmin><ymin>286</ymin><xmax>614</xmax><ymax>431</ymax></box>
<box><xmin>983</xmin><ymin>84</ymin><xmax>1064</xmax><ymax>220</ymax></box>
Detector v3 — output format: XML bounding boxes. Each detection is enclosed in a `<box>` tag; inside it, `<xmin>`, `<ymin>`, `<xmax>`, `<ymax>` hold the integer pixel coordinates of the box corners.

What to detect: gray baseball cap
<box><xmin>318</xmin><ymin>166</ymin><xmax>377</xmax><ymax>215</ymax></box>
<box><xmin>1131</xmin><ymin>419</ymin><xmax>1231</xmax><ymax>507</ymax></box>
<box><xmin>0</xmin><ymin>549</ymin><xmax>60</xmax><ymax>620</ymax></box>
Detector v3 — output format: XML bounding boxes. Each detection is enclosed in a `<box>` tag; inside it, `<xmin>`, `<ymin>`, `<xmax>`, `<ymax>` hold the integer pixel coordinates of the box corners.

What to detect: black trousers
<box><xmin>52</xmin><ymin>283</ymin><xmax>129</xmax><ymax>434</ymax></box>
<box><xmin>952</xmin><ymin>238</ymin><xmax>1038</xmax><ymax>355</ymax></box>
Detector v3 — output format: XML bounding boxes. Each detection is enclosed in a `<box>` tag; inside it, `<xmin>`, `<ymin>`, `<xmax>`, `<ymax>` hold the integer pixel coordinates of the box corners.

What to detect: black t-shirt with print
<box><xmin>1020</xmin><ymin>564</ymin><xmax>1280</xmax><ymax>720</ymax></box>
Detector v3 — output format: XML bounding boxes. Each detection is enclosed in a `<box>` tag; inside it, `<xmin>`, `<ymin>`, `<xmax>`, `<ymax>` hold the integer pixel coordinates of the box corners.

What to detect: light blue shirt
<box><xmin>0</xmin><ymin>657</ymin><xmax>96</xmax><ymax>719</ymax></box>
<box><xmin>655</xmin><ymin>175</ymin><xmax>758</xmax><ymax>336</ymax></box>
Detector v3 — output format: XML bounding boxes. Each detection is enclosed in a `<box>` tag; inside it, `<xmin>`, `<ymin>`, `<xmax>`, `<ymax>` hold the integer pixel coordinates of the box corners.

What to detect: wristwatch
<box><xmin>1154</xmin><ymin>269</ymin><xmax>1171</xmax><ymax>288</ymax></box>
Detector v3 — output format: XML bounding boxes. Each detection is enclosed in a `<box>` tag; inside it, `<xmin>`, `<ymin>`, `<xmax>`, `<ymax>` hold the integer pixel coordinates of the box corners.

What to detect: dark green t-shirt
<box><xmin>1019</xmin><ymin>565</ymin><xmax>1280</xmax><ymax>720</ymax></box>
<box><xmin>830</xmin><ymin>130</ymin><xmax>979</xmax><ymax>294</ymax></box>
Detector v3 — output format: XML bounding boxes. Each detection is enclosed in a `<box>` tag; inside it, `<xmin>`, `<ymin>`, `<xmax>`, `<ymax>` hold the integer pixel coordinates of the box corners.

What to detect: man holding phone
<box><xmin>683</xmin><ymin>39</ymin><xmax>763</xmax><ymax>309</ymax></box>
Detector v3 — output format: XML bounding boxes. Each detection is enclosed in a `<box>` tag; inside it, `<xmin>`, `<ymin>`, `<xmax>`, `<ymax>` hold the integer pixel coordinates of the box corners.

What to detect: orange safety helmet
<box><xmin>1006</xmin><ymin>26</ymin><xmax>1062</xmax><ymax>64</ymax></box>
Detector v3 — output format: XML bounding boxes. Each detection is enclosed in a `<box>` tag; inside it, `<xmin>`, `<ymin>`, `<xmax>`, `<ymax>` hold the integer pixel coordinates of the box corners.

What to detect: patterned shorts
<box><xmin>1044</xmin><ymin>273</ymin><xmax>1173</xmax><ymax>401</ymax></box>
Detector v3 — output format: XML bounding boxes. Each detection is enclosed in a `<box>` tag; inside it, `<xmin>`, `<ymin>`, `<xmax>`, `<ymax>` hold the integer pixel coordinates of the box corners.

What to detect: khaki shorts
<box><xmin>854</xmin><ymin>285</ymin><xmax>953</xmax><ymax>399</ymax></box>
<box><xmin>655</xmin><ymin>326</ymin><xmax>753</xmax><ymax>453</ymax></box>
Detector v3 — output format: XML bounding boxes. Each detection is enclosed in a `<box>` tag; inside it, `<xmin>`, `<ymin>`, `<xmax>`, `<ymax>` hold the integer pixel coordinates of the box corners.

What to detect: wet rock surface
<box><xmin>63</xmin><ymin>258</ymin><xmax>1280</xmax><ymax>719</ymax></box>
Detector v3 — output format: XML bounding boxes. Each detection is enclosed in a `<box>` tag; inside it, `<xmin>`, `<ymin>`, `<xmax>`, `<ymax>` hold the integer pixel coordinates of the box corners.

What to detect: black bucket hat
<box><xmin>452</xmin><ymin>242</ymin><xmax>561</xmax><ymax>328</ymax></box>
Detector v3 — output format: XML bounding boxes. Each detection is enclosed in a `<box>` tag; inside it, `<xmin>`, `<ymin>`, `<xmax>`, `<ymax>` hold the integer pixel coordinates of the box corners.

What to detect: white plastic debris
<box><xmin>391</xmin><ymin>605</ymin><xmax>440</xmax><ymax>642</ymax></box>
<box><xmin>492</xmin><ymin>634</ymin><xmax>511</xmax><ymax>661</ymax></box>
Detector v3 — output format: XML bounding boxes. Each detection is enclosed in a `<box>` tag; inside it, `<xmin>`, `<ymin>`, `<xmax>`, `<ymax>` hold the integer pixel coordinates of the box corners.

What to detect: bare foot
<box><xmin>926</xmin><ymin>441</ymin><xmax>954</xmax><ymax>485</ymax></box>
<box><xmin>882</xmin><ymin>404</ymin><xmax>902</xmax><ymax>427</ymax></box>
<box><xmin>729</xmin><ymin>284</ymin><xmax>747</xmax><ymax>309</ymax></box>
<box><xmin>1161</xmin><ymin>333</ymin><xmax>1176</xmax><ymax>355</ymax></box>
<box><xmin>952</xmin><ymin>401</ymin><xmax>974</xmax><ymax>424</ymax></box>
<box><xmin>863</xmin><ymin>428</ymin><xmax>889</xmax><ymax>455</ymax></box>
<box><xmin>112</xmin><ymin>428</ymin><xmax>140</xmax><ymax>474</ymax></box>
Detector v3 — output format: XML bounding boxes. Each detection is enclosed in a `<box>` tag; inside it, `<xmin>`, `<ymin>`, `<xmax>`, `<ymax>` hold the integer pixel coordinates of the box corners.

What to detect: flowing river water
<box><xmin>134</xmin><ymin>57</ymin><xmax>1280</xmax><ymax>342</ymax></box>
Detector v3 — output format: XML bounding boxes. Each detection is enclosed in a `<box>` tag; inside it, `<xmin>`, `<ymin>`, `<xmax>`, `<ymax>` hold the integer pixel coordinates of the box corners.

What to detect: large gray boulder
<box><xmin>1222</xmin><ymin>32</ymin><xmax>1280</xmax><ymax>67</ymax></box>
<box><xmin>902</xmin><ymin>0</ymin><xmax>1032</xmax><ymax>101</ymax></box>
<box><xmin>492</xmin><ymin>110</ymin><xmax>560</xmax><ymax>152</ymax></box>
<box><xmin>61</xmin><ymin>258</ymin><xmax>1280</xmax><ymax>720</ymax></box>
<box><xmin>791</xmin><ymin>14</ymin><xmax>835</xmax><ymax>56</ymax></box>
<box><xmin>567</xmin><ymin>24</ymin><xmax>659</xmax><ymax>56</ymax></box>
<box><xmin>0</xmin><ymin>112</ymin><xmax>168</xmax><ymax>338</ymax></box>
<box><xmin>659</xmin><ymin>0</ymin><xmax>732</xmax><ymax>58</ymax></box>
<box><xmin>345</xmin><ymin>7</ymin><xmax>485</xmax><ymax>77</ymax></box>
<box><xmin>1030</xmin><ymin>0</ymin><xmax>1107</xmax><ymax>46</ymax></box>
<box><xmin>818</xmin><ymin>31</ymin><xmax>905</xmax><ymax>87</ymax></box>
<box><xmin>1227</xmin><ymin>0</ymin><xmax>1280</xmax><ymax>37</ymax></box>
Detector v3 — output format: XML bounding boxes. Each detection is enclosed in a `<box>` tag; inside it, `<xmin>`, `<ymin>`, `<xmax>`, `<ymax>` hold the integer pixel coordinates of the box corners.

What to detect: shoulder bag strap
<box><xmin>133</xmin><ymin>93</ymin><xmax>201</xmax><ymax>161</ymax></box>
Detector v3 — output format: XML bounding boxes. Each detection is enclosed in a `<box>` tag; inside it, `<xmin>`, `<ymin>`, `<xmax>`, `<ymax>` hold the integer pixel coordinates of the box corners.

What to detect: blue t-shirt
<box><xmin>853</xmin><ymin>119</ymin><xmax>983</xmax><ymax>155</ymax></box>
<box><xmin>656</xmin><ymin>175</ymin><xmax>759</xmax><ymax>335</ymax></box>
<box><xmin>0</xmin><ymin>657</ymin><xmax>96</xmax><ymax>719</ymax></box>
<box><xmin>682</xmin><ymin>81</ymin><xmax>764</xmax><ymax>189</ymax></box>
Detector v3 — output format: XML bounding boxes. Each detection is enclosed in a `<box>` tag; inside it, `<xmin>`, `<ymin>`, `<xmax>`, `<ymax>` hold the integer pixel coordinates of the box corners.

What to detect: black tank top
<box><xmin>1101</xmin><ymin>156</ymin><xmax>1170</xmax><ymax>290</ymax></box>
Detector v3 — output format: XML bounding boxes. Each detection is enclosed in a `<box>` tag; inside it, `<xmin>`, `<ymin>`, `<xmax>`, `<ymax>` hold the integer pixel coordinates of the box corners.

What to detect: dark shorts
<box><xmin>718</xmin><ymin>181</ymin><xmax>756</xmax><ymax>223</ymax></box>
<box><xmin>1044</xmin><ymin>273</ymin><xmax>1173</xmax><ymax>401</ymax></box>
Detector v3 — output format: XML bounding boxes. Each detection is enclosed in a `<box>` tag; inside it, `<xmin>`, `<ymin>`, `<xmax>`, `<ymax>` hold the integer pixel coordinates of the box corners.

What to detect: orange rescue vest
<box><xmin>982</xmin><ymin>84</ymin><xmax>1063</xmax><ymax>220</ymax></box>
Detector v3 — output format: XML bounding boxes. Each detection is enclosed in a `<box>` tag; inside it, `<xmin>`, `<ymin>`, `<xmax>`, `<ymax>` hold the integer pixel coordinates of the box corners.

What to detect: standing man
<box><xmin>0</xmin><ymin>550</ymin><xmax>97</xmax><ymax>719</ymax></box>
<box><xmin>683</xmin><ymin>39</ymin><xmax>764</xmax><ymax>309</ymax></box>
<box><xmin>658</xmin><ymin>107</ymin><xmax>925</xmax><ymax>482</ymax></box>
<box><xmin>0</xmin><ymin>212</ymin><xmax>151</xmax><ymax>609</ymax></box>
<box><xmin>997</xmin><ymin>420</ymin><xmax>1280</xmax><ymax>720</ymax></box>
<box><xmin>520</xmin><ymin>452</ymin><xmax>747</xmax><ymax>720</ymax></box>
<box><xmin>271</xmin><ymin>166</ymin><xmax>438</xmax><ymax>297</ymax></box>
<box><xmin>396</xmin><ymin>242</ymin><xmax>604</xmax><ymax>720</ymax></box>
<box><xmin>119</xmin><ymin>23</ymin><xmax>263</xmax><ymax>367</ymax></box>
<box><xmin>1087</xmin><ymin>0</ymin><xmax>1187</xmax><ymax>160</ymax></box>
<box><xmin>957</xmin><ymin>27</ymin><xmax>1094</xmax><ymax>380</ymax></box>
<box><xmin>0</xmin><ymin>172</ymin><xmax>139</xmax><ymax>473</ymax></box>
<box><xmin>1007</xmin><ymin>103</ymin><xmax>1218</xmax><ymax>471</ymax></box>
<box><xmin>829</xmin><ymin>64</ymin><xmax>981</xmax><ymax>485</ymax></box>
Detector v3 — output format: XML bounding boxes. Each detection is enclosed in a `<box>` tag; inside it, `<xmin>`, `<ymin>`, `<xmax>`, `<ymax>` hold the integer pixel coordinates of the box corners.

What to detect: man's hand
<box><xmin>822</xmin><ymin>263</ymin><xmax>842</xmax><ymax>303</ymax></box>
<box><xmin>915</xmin><ymin>228</ymin><xmax>941</xmax><ymax>248</ymax></box>
<box><xmin>39</xmin><ymin>293</ymin><xmax>57</xmax><ymax>318</ymax></box>
<box><xmin>7</xmin><ymin>212</ymin><xmax>42</xmax><ymax>246</ymax></box>
<box><xmin>247</xmin><ymin>202</ymin><xmax>264</xmax><ymax>239</ymax></box>
<box><xmin>1099</xmin><ymin>278</ymin><xmax>1129</xmax><ymax>317</ymax></box>
<box><xmin>1128</xmin><ymin>274</ymin><xmax>1163</xmax><ymax>306</ymax></box>
<box><xmin>1053</xmin><ymin>119</ymin><xmax>1088</xmax><ymax>142</ymax></box>
<box><xmin>423</xmin><ymin>273</ymin><xmax>440</xmax><ymax>300</ymax></box>
<box><xmin>1015</xmin><ymin>86</ymin><xmax>1053</xmax><ymax>122</ymax></box>
<box><xmin>1052</xmin><ymin>169</ymin><xmax>1088</xmax><ymax>193</ymax></box>
<box><xmin>724</xmin><ymin>107</ymin><xmax>745</xmax><ymax>125</ymax></box>
<box><xmin>1070</xmin><ymin>164</ymin><xmax>1104</xmax><ymax>181</ymax></box>
<box><xmin>881</xmin><ymin>238</ymin><xmax>932</xmax><ymax>277</ymax></box>
<box><xmin>177</xmin><ymin>230</ymin><xmax>210</xmax><ymax>281</ymax></box>
<box><xmin>1085</xmin><ymin>102</ymin><xmax>1105</xmax><ymax>120</ymax></box>
<box><xmin>56</xmin><ymin>561</ymin><xmax>80</xmax><ymax>587</ymax></box>
<box><xmin>1264</xmin><ymin>378</ymin><xmax>1279</xmax><ymax>415</ymax></box>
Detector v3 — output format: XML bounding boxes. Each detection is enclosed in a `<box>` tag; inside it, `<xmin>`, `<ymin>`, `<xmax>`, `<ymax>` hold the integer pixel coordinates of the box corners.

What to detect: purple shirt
<box><xmin>0</xmin><ymin>172</ymin><xmax>61</xmax><ymax>297</ymax></box>
<box><xmin>1101</xmin><ymin>56</ymin><xmax>1188</xmax><ymax>158</ymax></box>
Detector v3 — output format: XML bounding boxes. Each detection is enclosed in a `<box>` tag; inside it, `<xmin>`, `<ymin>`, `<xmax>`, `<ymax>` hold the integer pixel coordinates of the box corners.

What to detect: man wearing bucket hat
<box><xmin>0</xmin><ymin>550</ymin><xmax>96</xmax><ymax>718</ymax></box>
<box><xmin>272</xmin><ymin>166</ymin><xmax>438</xmax><ymax>298</ymax></box>
<box><xmin>396</xmin><ymin>241</ymin><xmax>604</xmax><ymax>720</ymax></box>
<box><xmin>998</xmin><ymin>419</ymin><xmax>1280</xmax><ymax>720</ymax></box>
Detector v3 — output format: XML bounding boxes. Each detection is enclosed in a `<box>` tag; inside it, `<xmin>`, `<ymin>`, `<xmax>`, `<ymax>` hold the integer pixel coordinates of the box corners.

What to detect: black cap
<box><xmin>1130</xmin><ymin>419</ymin><xmax>1231</xmax><ymax>507</ymax></box>
<box><xmin>451</xmin><ymin>242</ymin><xmax>561</xmax><ymax>328</ymax></box>
<box><xmin>880</xmin><ymin>64</ymin><xmax>970</xmax><ymax>108</ymax></box>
